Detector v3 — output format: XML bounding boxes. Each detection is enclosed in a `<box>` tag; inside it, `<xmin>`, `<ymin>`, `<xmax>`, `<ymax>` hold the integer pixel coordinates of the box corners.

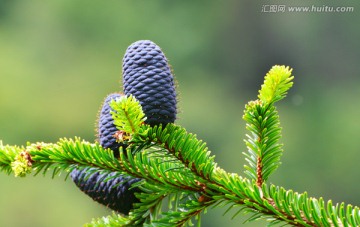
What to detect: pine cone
<box><xmin>122</xmin><ymin>40</ymin><xmax>177</xmax><ymax>126</ymax></box>
<box><xmin>71</xmin><ymin>93</ymin><xmax>141</xmax><ymax>215</ymax></box>
<box><xmin>71</xmin><ymin>40</ymin><xmax>178</xmax><ymax>215</ymax></box>
<box><xmin>71</xmin><ymin>168</ymin><xmax>141</xmax><ymax>215</ymax></box>
<box><xmin>97</xmin><ymin>93</ymin><xmax>123</xmax><ymax>157</ymax></box>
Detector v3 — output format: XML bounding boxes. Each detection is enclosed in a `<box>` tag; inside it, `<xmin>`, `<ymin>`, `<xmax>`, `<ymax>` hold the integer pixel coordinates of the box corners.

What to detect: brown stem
<box><xmin>256</xmin><ymin>156</ymin><xmax>263</xmax><ymax>187</ymax></box>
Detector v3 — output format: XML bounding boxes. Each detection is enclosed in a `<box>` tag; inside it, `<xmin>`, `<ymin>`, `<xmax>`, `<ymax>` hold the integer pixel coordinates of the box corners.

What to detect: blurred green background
<box><xmin>1</xmin><ymin>1</ymin><xmax>359</xmax><ymax>226</ymax></box>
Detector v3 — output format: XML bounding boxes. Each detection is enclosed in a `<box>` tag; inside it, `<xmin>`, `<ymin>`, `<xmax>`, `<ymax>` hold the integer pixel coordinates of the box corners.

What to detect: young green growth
<box><xmin>258</xmin><ymin>65</ymin><xmax>294</xmax><ymax>104</ymax></box>
<box><xmin>110</xmin><ymin>95</ymin><xmax>147</xmax><ymax>138</ymax></box>
<box><xmin>11</xmin><ymin>150</ymin><xmax>33</xmax><ymax>177</ymax></box>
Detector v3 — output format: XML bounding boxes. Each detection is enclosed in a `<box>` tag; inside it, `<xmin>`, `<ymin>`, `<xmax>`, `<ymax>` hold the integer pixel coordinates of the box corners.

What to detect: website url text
<box><xmin>261</xmin><ymin>5</ymin><xmax>354</xmax><ymax>13</ymax></box>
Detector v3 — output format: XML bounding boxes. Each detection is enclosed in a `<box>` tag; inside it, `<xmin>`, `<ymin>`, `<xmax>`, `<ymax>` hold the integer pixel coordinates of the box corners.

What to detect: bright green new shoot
<box><xmin>258</xmin><ymin>65</ymin><xmax>294</xmax><ymax>104</ymax></box>
<box><xmin>110</xmin><ymin>95</ymin><xmax>147</xmax><ymax>137</ymax></box>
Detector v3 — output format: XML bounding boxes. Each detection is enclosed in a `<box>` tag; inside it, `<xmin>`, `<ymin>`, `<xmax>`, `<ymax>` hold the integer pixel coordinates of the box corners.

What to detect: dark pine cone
<box><xmin>71</xmin><ymin>93</ymin><xmax>141</xmax><ymax>215</ymax></box>
<box><xmin>97</xmin><ymin>93</ymin><xmax>123</xmax><ymax>157</ymax></box>
<box><xmin>71</xmin><ymin>168</ymin><xmax>141</xmax><ymax>215</ymax></box>
<box><xmin>122</xmin><ymin>40</ymin><xmax>177</xmax><ymax>126</ymax></box>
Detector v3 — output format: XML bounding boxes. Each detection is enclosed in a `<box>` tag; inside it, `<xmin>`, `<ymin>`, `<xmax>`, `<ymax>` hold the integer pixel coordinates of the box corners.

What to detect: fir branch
<box><xmin>27</xmin><ymin>137</ymin><xmax>203</xmax><ymax>195</ymax></box>
<box><xmin>29</xmin><ymin>138</ymin><xmax>120</xmax><ymax>177</ymax></box>
<box><xmin>1</xmin><ymin>65</ymin><xmax>359</xmax><ymax>227</ymax></box>
<box><xmin>0</xmin><ymin>137</ymin><xmax>359</xmax><ymax>226</ymax></box>
<box><xmin>147</xmin><ymin>198</ymin><xmax>213</xmax><ymax>227</ymax></box>
<box><xmin>243</xmin><ymin>65</ymin><xmax>293</xmax><ymax>186</ymax></box>
<box><xmin>243</xmin><ymin>100</ymin><xmax>282</xmax><ymax>185</ymax></box>
<box><xmin>133</xmin><ymin>124</ymin><xmax>217</xmax><ymax>181</ymax></box>
<box><xmin>212</xmin><ymin>168</ymin><xmax>360</xmax><ymax>226</ymax></box>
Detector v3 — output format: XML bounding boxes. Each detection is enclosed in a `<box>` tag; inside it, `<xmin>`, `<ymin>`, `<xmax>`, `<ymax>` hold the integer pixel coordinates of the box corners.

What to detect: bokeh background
<box><xmin>1</xmin><ymin>1</ymin><xmax>359</xmax><ymax>226</ymax></box>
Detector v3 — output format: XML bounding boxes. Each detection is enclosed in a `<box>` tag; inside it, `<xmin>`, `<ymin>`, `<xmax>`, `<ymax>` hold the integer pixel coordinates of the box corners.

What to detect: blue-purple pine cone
<box><xmin>123</xmin><ymin>40</ymin><xmax>177</xmax><ymax>126</ymax></box>
<box><xmin>71</xmin><ymin>168</ymin><xmax>141</xmax><ymax>215</ymax></box>
<box><xmin>71</xmin><ymin>93</ymin><xmax>141</xmax><ymax>215</ymax></box>
<box><xmin>97</xmin><ymin>93</ymin><xmax>123</xmax><ymax>156</ymax></box>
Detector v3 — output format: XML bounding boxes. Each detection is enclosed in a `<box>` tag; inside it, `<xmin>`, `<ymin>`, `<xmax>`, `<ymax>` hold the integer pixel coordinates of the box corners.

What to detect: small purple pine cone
<box><xmin>71</xmin><ymin>93</ymin><xmax>141</xmax><ymax>215</ymax></box>
<box><xmin>71</xmin><ymin>168</ymin><xmax>141</xmax><ymax>215</ymax></box>
<box><xmin>97</xmin><ymin>93</ymin><xmax>123</xmax><ymax>156</ymax></box>
<box><xmin>122</xmin><ymin>40</ymin><xmax>177</xmax><ymax>126</ymax></box>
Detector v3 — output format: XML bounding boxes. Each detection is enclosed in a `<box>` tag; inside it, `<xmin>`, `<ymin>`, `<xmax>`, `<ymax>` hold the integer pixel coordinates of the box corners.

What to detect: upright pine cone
<box><xmin>71</xmin><ymin>93</ymin><xmax>141</xmax><ymax>215</ymax></box>
<box><xmin>97</xmin><ymin>93</ymin><xmax>123</xmax><ymax>156</ymax></box>
<box><xmin>123</xmin><ymin>40</ymin><xmax>177</xmax><ymax>126</ymax></box>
